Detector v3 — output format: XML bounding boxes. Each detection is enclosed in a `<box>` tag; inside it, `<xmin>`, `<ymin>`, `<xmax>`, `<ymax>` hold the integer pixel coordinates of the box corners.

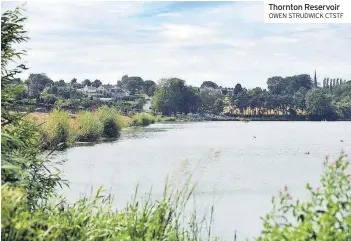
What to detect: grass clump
<box><xmin>75</xmin><ymin>112</ymin><xmax>103</xmax><ymax>142</ymax></box>
<box><xmin>132</xmin><ymin>113</ymin><xmax>156</xmax><ymax>126</ymax></box>
<box><xmin>96</xmin><ymin>106</ymin><xmax>122</xmax><ymax>138</ymax></box>
<box><xmin>1</xmin><ymin>180</ymin><xmax>220</xmax><ymax>241</ymax></box>
<box><xmin>40</xmin><ymin>110</ymin><xmax>73</xmax><ymax>149</ymax></box>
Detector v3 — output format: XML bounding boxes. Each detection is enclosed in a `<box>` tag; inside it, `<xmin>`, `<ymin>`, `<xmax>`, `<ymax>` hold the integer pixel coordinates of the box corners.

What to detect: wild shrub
<box><xmin>75</xmin><ymin>112</ymin><xmax>103</xmax><ymax>142</ymax></box>
<box><xmin>163</xmin><ymin>116</ymin><xmax>177</xmax><ymax>121</ymax></box>
<box><xmin>96</xmin><ymin>106</ymin><xmax>122</xmax><ymax>138</ymax></box>
<box><xmin>40</xmin><ymin>109</ymin><xmax>72</xmax><ymax>149</ymax></box>
<box><xmin>258</xmin><ymin>153</ymin><xmax>351</xmax><ymax>241</ymax></box>
<box><xmin>1</xmin><ymin>180</ymin><xmax>219</xmax><ymax>241</ymax></box>
<box><xmin>132</xmin><ymin>113</ymin><xmax>156</xmax><ymax>126</ymax></box>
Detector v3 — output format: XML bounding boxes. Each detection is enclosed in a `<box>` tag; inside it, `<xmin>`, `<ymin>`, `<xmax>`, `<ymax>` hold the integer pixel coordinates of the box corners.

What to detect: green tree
<box><xmin>82</xmin><ymin>79</ymin><xmax>91</xmax><ymax>86</ymax></box>
<box><xmin>92</xmin><ymin>79</ymin><xmax>102</xmax><ymax>87</ymax></box>
<box><xmin>199</xmin><ymin>90</ymin><xmax>225</xmax><ymax>115</ymax></box>
<box><xmin>152</xmin><ymin>78</ymin><xmax>200</xmax><ymax>115</ymax></box>
<box><xmin>200</xmin><ymin>81</ymin><xmax>218</xmax><ymax>89</ymax></box>
<box><xmin>144</xmin><ymin>80</ymin><xmax>157</xmax><ymax>97</ymax></box>
<box><xmin>233</xmin><ymin>83</ymin><xmax>243</xmax><ymax>95</ymax></box>
<box><xmin>55</xmin><ymin>79</ymin><xmax>66</xmax><ymax>87</ymax></box>
<box><xmin>25</xmin><ymin>73</ymin><xmax>53</xmax><ymax>98</ymax></box>
<box><xmin>232</xmin><ymin>90</ymin><xmax>249</xmax><ymax>114</ymax></box>
<box><xmin>305</xmin><ymin>88</ymin><xmax>336</xmax><ymax>120</ymax></box>
<box><xmin>293</xmin><ymin>87</ymin><xmax>308</xmax><ymax>112</ymax></box>
<box><xmin>70</xmin><ymin>78</ymin><xmax>77</xmax><ymax>85</ymax></box>
<box><xmin>119</xmin><ymin>76</ymin><xmax>145</xmax><ymax>95</ymax></box>
<box><xmin>1</xmin><ymin>6</ymin><xmax>62</xmax><ymax>205</ymax></box>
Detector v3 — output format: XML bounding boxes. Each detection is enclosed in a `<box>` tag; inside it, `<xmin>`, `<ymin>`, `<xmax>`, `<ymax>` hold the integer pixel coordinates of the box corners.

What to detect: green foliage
<box><xmin>40</xmin><ymin>110</ymin><xmax>73</xmax><ymax>149</ymax></box>
<box><xmin>2</xmin><ymin>180</ymin><xmax>219</xmax><ymax>241</ymax></box>
<box><xmin>305</xmin><ymin>88</ymin><xmax>336</xmax><ymax>120</ymax></box>
<box><xmin>162</xmin><ymin>116</ymin><xmax>177</xmax><ymax>121</ymax></box>
<box><xmin>24</xmin><ymin>73</ymin><xmax>54</xmax><ymax>98</ymax></box>
<box><xmin>76</xmin><ymin>112</ymin><xmax>103</xmax><ymax>142</ymax></box>
<box><xmin>118</xmin><ymin>75</ymin><xmax>145</xmax><ymax>95</ymax></box>
<box><xmin>200</xmin><ymin>81</ymin><xmax>218</xmax><ymax>89</ymax></box>
<box><xmin>258</xmin><ymin>153</ymin><xmax>351</xmax><ymax>241</ymax></box>
<box><xmin>199</xmin><ymin>90</ymin><xmax>225</xmax><ymax>115</ymax></box>
<box><xmin>82</xmin><ymin>79</ymin><xmax>91</xmax><ymax>86</ymax></box>
<box><xmin>1</xmin><ymin>6</ymin><xmax>63</xmax><ymax>205</ymax></box>
<box><xmin>144</xmin><ymin>80</ymin><xmax>157</xmax><ymax>96</ymax></box>
<box><xmin>132</xmin><ymin>113</ymin><xmax>156</xmax><ymax>126</ymax></box>
<box><xmin>92</xmin><ymin>79</ymin><xmax>102</xmax><ymax>87</ymax></box>
<box><xmin>152</xmin><ymin>78</ymin><xmax>200</xmax><ymax>115</ymax></box>
<box><xmin>96</xmin><ymin>105</ymin><xmax>122</xmax><ymax>138</ymax></box>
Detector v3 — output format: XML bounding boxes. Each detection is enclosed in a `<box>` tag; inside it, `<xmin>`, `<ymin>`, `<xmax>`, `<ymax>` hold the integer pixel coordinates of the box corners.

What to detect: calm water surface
<box><xmin>53</xmin><ymin>121</ymin><xmax>351</xmax><ymax>240</ymax></box>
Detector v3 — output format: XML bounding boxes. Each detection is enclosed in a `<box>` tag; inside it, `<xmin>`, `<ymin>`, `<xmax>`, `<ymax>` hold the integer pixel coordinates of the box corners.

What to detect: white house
<box><xmin>78</xmin><ymin>84</ymin><xmax>130</xmax><ymax>99</ymax></box>
<box><xmin>113</xmin><ymin>87</ymin><xmax>130</xmax><ymax>98</ymax></box>
<box><xmin>77</xmin><ymin>85</ymin><xmax>98</xmax><ymax>97</ymax></box>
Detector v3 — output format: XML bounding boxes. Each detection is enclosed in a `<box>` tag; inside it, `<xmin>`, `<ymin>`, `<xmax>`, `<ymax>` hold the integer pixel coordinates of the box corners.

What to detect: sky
<box><xmin>2</xmin><ymin>1</ymin><xmax>351</xmax><ymax>88</ymax></box>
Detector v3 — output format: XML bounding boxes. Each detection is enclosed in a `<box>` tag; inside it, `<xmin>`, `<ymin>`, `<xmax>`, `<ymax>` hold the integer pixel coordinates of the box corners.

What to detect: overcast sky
<box><xmin>2</xmin><ymin>1</ymin><xmax>351</xmax><ymax>88</ymax></box>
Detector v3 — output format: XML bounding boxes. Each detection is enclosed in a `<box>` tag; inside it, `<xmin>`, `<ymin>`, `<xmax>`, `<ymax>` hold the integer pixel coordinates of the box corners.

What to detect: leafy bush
<box><xmin>75</xmin><ymin>112</ymin><xmax>103</xmax><ymax>142</ymax></box>
<box><xmin>1</xmin><ymin>181</ymin><xmax>219</xmax><ymax>241</ymax></box>
<box><xmin>132</xmin><ymin>113</ymin><xmax>156</xmax><ymax>126</ymax></box>
<box><xmin>40</xmin><ymin>110</ymin><xmax>72</xmax><ymax>149</ymax></box>
<box><xmin>163</xmin><ymin>116</ymin><xmax>177</xmax><ymax>121</ymax></box>
<box><xmin>96</xmin><ymin>106</ymin><xmax>122</xmax><ymax>138</ymax></box>
<box><xmin>258</xmin><ymin>153</ymin><xmax>351</xmax><ymax>241</ymax></box>
<box><xmin>1</xmin><ymin>7</ymin><xmax>64</xmax><ymax>205</ymax></box>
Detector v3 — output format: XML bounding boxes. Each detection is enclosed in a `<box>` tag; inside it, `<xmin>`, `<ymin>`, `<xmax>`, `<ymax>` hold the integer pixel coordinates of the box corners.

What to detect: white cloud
<box><xmin>3</xmin><ymin>1</ymin><xmax>350</xmax><ymax>88</ymax></box>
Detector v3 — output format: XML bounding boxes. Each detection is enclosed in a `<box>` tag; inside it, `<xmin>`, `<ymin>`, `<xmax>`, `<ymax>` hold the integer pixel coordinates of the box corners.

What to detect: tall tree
<box><xmin>151</xmin><ymin>78</ymin><xmax>200</xmax><ymax>115</ymax></box>
<box><xmin>199</xmin><ymin>90</ymin><xmax>225</xmax><ymax>115</ymax></box>
<box><xmin>82</xmin><ymin>79</ymin><xmax>91</xmax><ymax>87</ymax></box>
<box><xmin>25</xmin><ymin>73</ymin><xmax>54</xmax><ymax>98</ymax></box>
<box><xmin>70</xmin><ymin>78</ymin><xmax>77</xmax><ymax>85</ymax></box>
<box><xmin>305</xmin><ymin>89</ymin><xmax>336</xmax><ymax>120</ymax></box>
<box><xmin>1</xmin><ymin>5</ymin><xmax>62</xmax><ymax>202</ymax></box>
<box><xmin>92</xmin><ymin>79</ymin><xmax>102</xmax><ymax>88</ymax></box>
<box><xmin>119</xmin><ymin>76</ymin><xmax>145</xmax><ymax>95</ymax></box>
<box><xmin>144</xmin><ymin>80</ymin><xmax>157</xmax><ymax>97</ymax></box>
<box><xmin>55</xmin><ymin>79</ymin><xmax>66</xmax><ymax>87</ymax></box>
<box><xmin>233</xmin><ymin>83</ymin><xmax>243</xmax><ymax>95</ymax></box>
<box><xmin>200</xmin><ymin>81</ymin><xmax>218</xmax><ymax>89</ymax></box>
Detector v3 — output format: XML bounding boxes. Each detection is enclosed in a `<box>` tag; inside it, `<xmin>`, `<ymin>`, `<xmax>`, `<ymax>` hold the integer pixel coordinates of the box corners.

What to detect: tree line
<box><xmin>15</xmin><ymin>71</ymin><xmax>351</xmax><ymax>120</ymax></box>
<box><xmin>151</xmin><ymin>75</ymin><xmax>351</xmax><ymax>120</ymax></box>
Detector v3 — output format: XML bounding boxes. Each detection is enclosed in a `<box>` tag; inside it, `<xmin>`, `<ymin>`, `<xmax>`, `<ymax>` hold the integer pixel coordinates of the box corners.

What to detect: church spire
<box><xmin>314</xmin><ymin>70</ymin><xmax>318</xmax><ymax>87</ymax></box>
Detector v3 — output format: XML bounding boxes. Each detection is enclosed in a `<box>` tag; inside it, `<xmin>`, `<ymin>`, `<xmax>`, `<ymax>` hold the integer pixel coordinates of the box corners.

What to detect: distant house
<box><xmin>78</xmin><ymin>84</ymin><xmax>130</xmax><ymax>99</ymax></box>
<box><xmin>77</xmin><ymin>85</ymin><xmax>98</xmax><ymax>97</ymax></box>
<box><xmin>113</xmin><ymin>87</ymin><xmax>130</xmax><ymax>99</ymax></box>
<box><xmin>97</xmin><ymin>85</ymin><xmax>105</xmax><ymax>92</ymax></box>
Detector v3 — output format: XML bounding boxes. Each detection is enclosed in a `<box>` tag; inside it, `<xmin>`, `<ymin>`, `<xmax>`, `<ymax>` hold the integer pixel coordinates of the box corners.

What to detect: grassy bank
<box><xmin>27</xmin><ymin>107</ymin><xmax>162</xmax><ymax>149</ymax></box>
<box><xmin>2</xmin><ymin>154</ymin><xmax>351</xmax><ymax>241</ymax></box>
<box><xmin>2</xmin><ymin>180</ymin><xmax>220</xmax><ymax>241</ymax></box>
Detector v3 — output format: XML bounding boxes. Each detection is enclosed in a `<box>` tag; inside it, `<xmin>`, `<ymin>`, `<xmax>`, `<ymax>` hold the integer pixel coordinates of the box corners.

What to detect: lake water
<box><xmin>53</xmin><ymin>121</ymin><xmax>351</xmax><ymax>240</ymax></box>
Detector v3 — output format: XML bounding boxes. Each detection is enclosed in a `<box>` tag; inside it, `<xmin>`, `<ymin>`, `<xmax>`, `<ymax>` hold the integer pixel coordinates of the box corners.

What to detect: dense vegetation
<box><xmin>32</xmin><ymin>107</ymin><xmax>160</xmax><ymax>148</ymax></box>
<box><xmin>151</xmin><ymin>76</ymin><xmax>351</xmax><ymax>120</ymax></box>
<box><xmin>14</xmin><ymin>50</ymin><xmax>351</xmax><ymax>120</ymax></box>
<box><xmin>2</xmin><ymin>6</ymin><xmax>350</xmax><ymax>241</ymax></box>
<box><xmin>19</xmin><ymin>72</ymin><xmax>351</xmax><ymax>121</ymax></box>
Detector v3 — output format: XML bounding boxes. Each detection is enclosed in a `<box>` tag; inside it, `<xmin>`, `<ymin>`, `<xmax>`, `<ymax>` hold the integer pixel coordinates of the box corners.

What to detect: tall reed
<box><xmin>75</xmin><ymin>112</ymin><xmax>103</xmax><ymax>142</ymax></box>
<box><xmin>40</xmin><ymin>109</ymin><xmax>73</xmax><ymax>149</ymax></box>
